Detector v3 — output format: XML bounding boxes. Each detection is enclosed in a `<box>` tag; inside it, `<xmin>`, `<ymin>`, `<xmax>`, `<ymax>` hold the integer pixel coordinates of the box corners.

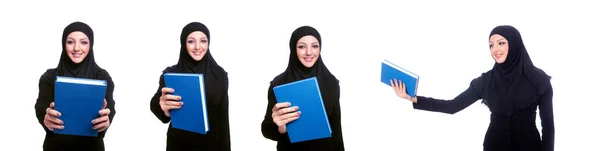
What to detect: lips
<box><xmin>71</xmin><ymin>53</ymin><xmax>83</xmax><ymax>58</ymax></box>
<box><xmin>303</xmin><ymin>57</ymin><xmax>313</xmax><ymax>62</ymax></box>
<box><xmin>192</xmin><ymin>51</ymin><xmax>204</xmax><ymax>55</ymax></box>
<box><xmin>494</xmin><ymin>54</ymin><xmax>502</xmax><ymax>58</ymax></box>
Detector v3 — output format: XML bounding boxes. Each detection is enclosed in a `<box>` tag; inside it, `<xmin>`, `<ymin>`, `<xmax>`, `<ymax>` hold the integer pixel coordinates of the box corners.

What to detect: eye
<box><xmin>81</xmin><ymin>41</ymin><xmax>88</xmax><ymax>45</ymax></box>
<box><xmin>312</xmin><ymin>45</ymin><xmax>319</xmax><ymax>49</ymax></box>
<box><xmin>499</xmin><ymin>42</ymin><xmax>506</xmax><ymax>45</ymax></box>
<box><xmin>297</xmin><ymin>45</ymin><xmax>305</xmax><ymax>49</ymax></box>
<box><xmin>187</xmin><ymin>40</ymin><xmax>194</xmax><ymax>44</ymax></box>
<box><xmin>201</xmin><ymin>40</ymin><xmax>208</xmax><ymax>43</ymax></box>
<box><xmin>489</xmin><ymin>44</ymin><xmax>493</xmax><ymax>48</ymax></box>
<box><xmin>67</xmin><ymin>41</ymin><xmax>74</xmax><ymax>45</ymax></box>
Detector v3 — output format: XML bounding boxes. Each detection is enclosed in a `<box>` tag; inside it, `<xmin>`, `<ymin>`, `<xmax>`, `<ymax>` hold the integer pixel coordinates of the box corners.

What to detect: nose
<box><xmin>305</xmin><ymin>46</ymin><xmax>313</xmax><ymax>56</ymax></box>
<box><xmin>73</xmin><ymin>41</ymin><xmax>81</xmax><ymax>52</ymax></box>
<box><xmin>195</xmin><ymin>41</ymin><xmax>201</xmax><ymax>50</ymax></box>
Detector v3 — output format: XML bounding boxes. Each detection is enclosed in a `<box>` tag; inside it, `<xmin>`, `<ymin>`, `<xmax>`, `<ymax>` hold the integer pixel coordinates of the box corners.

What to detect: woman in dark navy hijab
<box><xmin>393</xmin><ymin>25</ymin><xmax>554</xmax><ymax>151</ymax></box>
<box><xmin>261</xmin><ymin>26</ymin><xmax>345</xmax><ymax>151</ymax></box>
<box><xmin>34</xmin><ymin>21</ymin><xmax>116</xmax><ymax>151</ymax></box>
<box><xmin>150</xmin><ymin>22</ymin><xmax>230</xmax><ymax>151</ymax></box>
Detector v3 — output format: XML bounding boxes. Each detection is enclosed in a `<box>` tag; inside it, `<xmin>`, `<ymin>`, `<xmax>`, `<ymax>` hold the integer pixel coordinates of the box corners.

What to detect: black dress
<box><xmin>34</xmin><ymin>22</ymin><xmax>116</xmax><ymax>151</ymax></box>
<box><xmin>261</xmin><ymin>26</ymin><xmax>345</xmax><ymax>151</ymax></box>
<box><xmin>414</xmin><ymin>75</ymin><xmax>554</xmax><ymax>151</ymax></box>
<box><xmin>149</xmin><ymin>22</ymin><xmax>231</xmax><ymax>151</ymax></box>
<box><xmin>412</xmin><ymin>25</ymin><xmax>554</xmax><ymax>151</ymax></box>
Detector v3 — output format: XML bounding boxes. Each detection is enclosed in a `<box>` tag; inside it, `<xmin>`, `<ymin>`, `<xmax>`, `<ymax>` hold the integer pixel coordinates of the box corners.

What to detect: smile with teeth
<box><xmin>494</xmin><ymin>53</ymin><xmax>502</xmax><ymax>58</ymax></box>
<box><xmin>192</xmin><ymin>51</ymin><xmax>204</xmax><ymax>55</ymax></box>
<box><xmin>303</xmin><ymin>57</ymin><xmax>314</xmax><ymax>62</ymax></box>
<box><xmin>71</xmin><ymin>53</ymin><xmax>83</xmax><ymax>58</ymax></box>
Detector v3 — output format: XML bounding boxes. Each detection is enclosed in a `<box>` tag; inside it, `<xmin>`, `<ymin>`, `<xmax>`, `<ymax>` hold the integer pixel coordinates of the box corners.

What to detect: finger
<box><xmin>402</xmin><ymin>82</ymin><xmax>407</xmax><ymax>94</ymax></box>
<box><xmin>93</xmin><ymin>121</ymin><xmax>109</xmax><ymax>130</ymax></box>
<box><xmin>281</xmin><ymin>111</ymin><xmax>301</xmax><ymax>120</ymax></box>
<box><xmin>166</xmin><ymin>101</ymin><xmax>183</xmax><ymax>106</ymax></box>
<box><xmin>281</xmin><ymin>114</ymin><xmax>301</xmax><ymax>125</ymax></box>
<box><xmin>161</xmin><ymin>87</ymin><xmax>174</xmax><ymax>96</ymax></box>
<box><xmin>393</xmin><ymin>79</ymin><xmax>401</xmax><ymax>93</ymax></box>
<box><xmin>103</xmin><ymin>99</ymin><xmax>107</xmax><ymax>109</ymax></box>
<box><xmin>272</xmin><ymin>102</ymin><xmax>291</xmax><ymax>112</ymax></box>
<box><xmin>165</xmin><ymin>94</ymin><xmax>182</xmax><ymax>101</ymax></box>
<box><xmin>277</xmin><ymin>106</ymin><xmax>299</xmax><ymax>115</ymax></box>
<box><xmin>390</xmin><ymin>79</ymin><xmax>395</xmax><ymax>87</ymax></box>
<box><xmin>49</xmin><ymin>102</ymin><xmax>55</xmax><ymax>109</ymax></box>
<box><xmin>46</xmin><ymin>108</ymin><xmax>61</xmax><ymax>117</ymax></box>
<box><xmin>92</xmin><ymin>116</ymin><xmax>109</xmax><ymax>124</ymax></box>
<box><xmin>98</xmin><ymin>127</ymin><xmax>108</xmax><ymax>132</ymax></box>
<box><xmin>99</xmin><ymin>108</ymin><xmax>111</xmax><ymax>116</ymax></box>
<box><xmin>46</xmin><ymin>114</ymin><xmax>64</xmax><ymax>125</ymax></box>
<box><xmin>167</xmin><ymin>105</ymin><xmax>182</xmax><ymax>110</ymax></box>
<box><xmin>45</xmin><ymin>122</ymin><xmax>64</xmax><ymax>130</ymax></box>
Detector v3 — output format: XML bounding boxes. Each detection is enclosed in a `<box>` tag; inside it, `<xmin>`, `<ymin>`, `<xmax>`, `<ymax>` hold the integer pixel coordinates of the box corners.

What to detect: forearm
<box><xmin>150</xmin><ymin>93</ymin><xmax>170</xmax><ymax>123</ymax></box>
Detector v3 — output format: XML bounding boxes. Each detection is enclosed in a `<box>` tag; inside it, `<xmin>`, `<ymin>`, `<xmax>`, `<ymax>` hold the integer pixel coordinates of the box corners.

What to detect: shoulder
<box><xmin>39</xmin><ymin>68</ymin><xmax>57</xmax><ymax>82</ymax></box>
<box><xmin>162</xmin><ymin>65</ymin><xmax>179</xmax><ymax>74</ymax></box>
<box><xmin>269</xmin><ymin>72</ymin><xmax>287</xmax><ymax>86</ymax></box>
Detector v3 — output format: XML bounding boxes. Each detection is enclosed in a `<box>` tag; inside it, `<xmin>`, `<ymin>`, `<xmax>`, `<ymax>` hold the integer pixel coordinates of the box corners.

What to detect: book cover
<box><xmin>273</xmin><ymin>77</ymin><xmax>332</xmax><ymax>143</ymax></box>
<box><xmin>163</xmin><ymin>73</ymin><xmax>209</xmax><ymax>134</ymax></box>
<box><xmin>380</xmin><ymin>59</ymin><xmax>420</xmax><ymax>97</ymax></box>
<box><xmin>53</xmin><ymin>76</ymin><xmax>107</xmax><ymax>137</ymax></box>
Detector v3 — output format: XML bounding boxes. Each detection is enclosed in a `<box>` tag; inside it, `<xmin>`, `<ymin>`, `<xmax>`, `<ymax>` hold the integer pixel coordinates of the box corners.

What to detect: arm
<box><xmin>539</xmin><ymin>85</ymin><xmax>554</xmax><ymax>151</ymax></box>
<box><xmin>34</xmin><ymin>72</ymin><xmax>53</xmax><ymax>133</ymax></box>
<box><xmin>220</xmin><ymin>77</ymin><xmax>231</xmax><ymax>150</ymax></box>
<box><xmin>99</xmin><ymin>73</ymin><xmax>116</xmax><ymax>137</ymax></box>
<box><xmin>333</xmin><ymin>83</ymin><xmax>345</xmax><ymax>150</ymax></box>
<box><xmin>413</xmin><ymin>77</ymin><xmax>483</xmax><ymax>114</ymax></box>
<box><xmin>150</xmin><ymin>74</ymin><xmax>170</xmax><ymax>123</ymax></box>
<box><xmin>261</xmin><ymin>84</ymin><xmax>284</xmax><ymax>141</ymax></box>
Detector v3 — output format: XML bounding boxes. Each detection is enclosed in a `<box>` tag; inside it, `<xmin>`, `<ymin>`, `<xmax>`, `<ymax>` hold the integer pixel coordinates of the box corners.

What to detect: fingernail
<box><xmin>297</xmin><ymin>111</ymin><xmax>302</xmax><ymax>114</ymax></box>
<box><xmin>180</xmin><ymin>102</ymin><xmax>184</xmax><ymax>105</ymax></box>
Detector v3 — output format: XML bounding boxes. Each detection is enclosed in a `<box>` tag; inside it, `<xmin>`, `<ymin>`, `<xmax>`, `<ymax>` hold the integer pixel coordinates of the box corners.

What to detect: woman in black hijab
<box><xmin>34</xmin><ymin>21</ymin><xmax>116</xmax><ymax>151</ymax></box>
<box><xmin>261</xmin><ymin>26</ymin><xmax>345</xmax><ymax>151</ymax></box>
<box><xmin>150</xmin><ymin>22</ymin><xmax>230</xmax><ymax>151</ymax></box>
<box><xmin>393</xmin><ymin>25</ymin><xmax>554</xmax><ymax>151</ymax></box>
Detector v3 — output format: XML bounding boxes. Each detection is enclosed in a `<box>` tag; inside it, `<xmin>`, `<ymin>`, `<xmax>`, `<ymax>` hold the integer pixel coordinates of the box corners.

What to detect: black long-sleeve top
<box><xmin>261</xmin><ymin>75</ymin><xmax>345</xmax><ymax>151</ymax></box>
<box><xmin>413</xmin><ymin>76</ymin><xmax>554</xmax><ymax>151</ymax></box>
<box><xmin>34</xmin><ymin>69</ymin><xmax>116</xmax><ymax>151</ymax></box>
<box><xmin>150</xmin><ymin>68</ymin><xmax>231</xmax><ymax>151</ymax></box>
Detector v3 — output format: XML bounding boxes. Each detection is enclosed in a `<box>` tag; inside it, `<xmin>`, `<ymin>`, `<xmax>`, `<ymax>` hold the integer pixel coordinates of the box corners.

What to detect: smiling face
<box><xmin>489</xmin><ymin>34</ymin><xmax>509</xmax><ymax>64</ymax></box>
<box><xmin>296</xmin><ymin>35</ymin><xmax>321</xmax><ymax>68</ymax></box>
<box><xmin>186</xmin><ymin>31</ymin><xmax>209</xmax><ymax>61</ymax></box>
<box><xmin>65</xmin><ymin>31</ymin><xmax>90</xmax><ymax>64</ymax></box>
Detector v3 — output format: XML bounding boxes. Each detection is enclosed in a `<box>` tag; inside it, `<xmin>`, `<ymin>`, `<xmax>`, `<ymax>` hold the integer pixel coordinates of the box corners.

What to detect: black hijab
<box><xmin>482</xmin><ymin>25</ymin><xmax>551</xmax><ymax>115</ymax></box>
<box><xmin>56</xmin><ymin>22</ymin><xmax>101</xmax><ymax>78</ymax></box>
<box><xmin>274</xmin><ymin>26</ymin><xmax>339</xmax><ymax>113</ymax></box>
<box><xmin>171</xmin><ymin>22</ymin><xmax>226</xmax><ymax>104</ymax></box>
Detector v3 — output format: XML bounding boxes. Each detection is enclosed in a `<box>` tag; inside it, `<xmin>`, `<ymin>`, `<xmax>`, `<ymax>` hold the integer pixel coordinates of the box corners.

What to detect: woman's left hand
<box><xmin>92</xmin><ymin>99</ymin><xmax>110</xmax><ymax>132</ymax></box>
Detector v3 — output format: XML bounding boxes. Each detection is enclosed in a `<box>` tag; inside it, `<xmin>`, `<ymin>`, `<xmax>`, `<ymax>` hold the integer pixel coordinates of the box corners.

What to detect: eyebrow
<box><xmin>66</xmin><ymin>37</ymin><xmax>88</xmax><ymax>41</ymax></box>
<box><xmin>187</xmin><ymin>37</ymin><xmax>207</xmax><ymax>40</ymax></box>
<box><xmin>490</xmin><ymin>38</ymin><xmax>507</xmax><ymax>42</ymax></box>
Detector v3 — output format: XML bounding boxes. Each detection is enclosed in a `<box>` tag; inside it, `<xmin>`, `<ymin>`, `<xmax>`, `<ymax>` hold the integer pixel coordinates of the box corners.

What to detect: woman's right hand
<box><xmin>159</xmin><ymin>87</ymin><xmax>183</xmax><ymax>117</ymax></box>
<box><xmin>44</xmin><ymin>102</ymin><xmax>64</xmax><ymax>131</ymax></box>
<box><xmin>271</xmin><ymin>102</ymin><xmax>301</xmax><ymax>134</ymax></box>
<box><xmin>391</xmin><ymin>79</ymin><xmax>418</xmax><ymax>103</ymax></box>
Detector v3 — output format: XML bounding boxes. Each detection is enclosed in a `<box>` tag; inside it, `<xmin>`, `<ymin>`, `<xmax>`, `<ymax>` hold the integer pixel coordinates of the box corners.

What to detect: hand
<box><xmin>271</xmin><ymin>102</ymin><xmax>301</xmax><ymax>134</ymax></box>
<box><xmin>159</xmin><ymin>87</ymin><xmax>183</xmax><ymax>117</ymax></box>
<box><xmin>92</xmin><ymin>99</ymin><xmax>110</xmax><ymax>132</ymax></box>
<box><xmin>391</xmin><ymin>79</ymin><xmax>418</xmax><ymax>103</ymax></box>
<box><xmin>43</xmin><ymin>102</ymin><xmax>64</xmax><ymax>131</ymax></box>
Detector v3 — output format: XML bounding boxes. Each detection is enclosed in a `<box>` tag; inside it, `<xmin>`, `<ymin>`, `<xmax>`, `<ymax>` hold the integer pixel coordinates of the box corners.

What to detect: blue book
<box><xmin>273</xmin><ymin>77</ymin><xmax>332</xmax><ymax>143</ymax></box>
<box><xmin>53</xmin><ymin>76</ymin><xmax>107</xmax><ymax>137</ymax></box>
<box><xmin>163</xmin><ymin>73</ymin><xmax>208</xmax><ymax>134</ymax></box>
<box><xmin>381</xmin><ymin>59</ymin><xmax>420</xmax><ymax>97</ymax></box>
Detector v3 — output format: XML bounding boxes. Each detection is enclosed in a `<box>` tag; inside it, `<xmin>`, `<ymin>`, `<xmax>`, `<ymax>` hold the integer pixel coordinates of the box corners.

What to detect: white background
<box><xmin>1</xmin><ymin>0</ymin><xmax>598</xmax><ymax>150</ymax></box>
